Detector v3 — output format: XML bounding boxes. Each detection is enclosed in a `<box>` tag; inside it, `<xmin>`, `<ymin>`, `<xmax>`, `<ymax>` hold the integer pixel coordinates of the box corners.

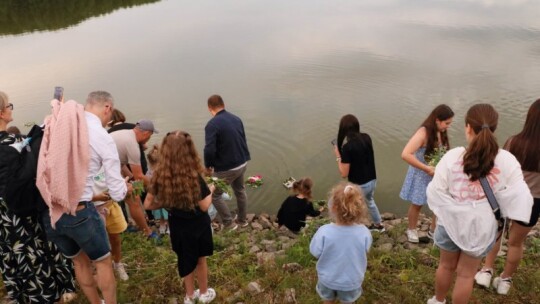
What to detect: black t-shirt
<box><xmin>340</xmin><ymin>133</ymin><xmax>377</xmax><ymax>185</ymax></box>
<box><xmin>168</xmin><ymin>175</ymin><xmax>211</xmax><ymax>219</ymax></box>
<box><xmin>277</xmin><ymin>196</ymin><xmax>320</xmax><ymax>232</ymax></box>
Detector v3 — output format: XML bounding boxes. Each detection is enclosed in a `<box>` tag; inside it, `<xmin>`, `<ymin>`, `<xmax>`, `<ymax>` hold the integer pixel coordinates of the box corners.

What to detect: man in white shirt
<box><xmin>42</xmin><ymin>91</ymin><xmax>130</xmax><ymax>304</ymax></box>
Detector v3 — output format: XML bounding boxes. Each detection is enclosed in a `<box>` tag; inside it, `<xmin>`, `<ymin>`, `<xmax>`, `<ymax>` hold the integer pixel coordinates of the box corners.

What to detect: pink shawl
<box><xmin>36</xmin><ymin>100</ymin><xmax>89</xmax><ymax>227</ymax></box>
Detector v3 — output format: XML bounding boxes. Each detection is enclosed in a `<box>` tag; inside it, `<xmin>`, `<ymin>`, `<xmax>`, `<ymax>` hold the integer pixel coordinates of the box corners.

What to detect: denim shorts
<box><xmin>316</xmin><ymin>281</ymin><xmax>362</xmax><ymax>303</ymax></box>
<box><xmin>42</xmin><ymin>202</ymin><xmax>111</xmax><ymax>261</ymax></box>
<box><xmin>434</xmin><ymin>225</ymin><xmax>494</xmax><ymax>257</ymax></box>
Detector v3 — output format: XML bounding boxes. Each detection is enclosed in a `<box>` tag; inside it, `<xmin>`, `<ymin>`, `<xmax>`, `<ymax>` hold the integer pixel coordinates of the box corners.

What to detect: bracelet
<box><xmin>336</xmin><ymin>157</ymin><xmax>341</xmax><ymax>162</ymax></box>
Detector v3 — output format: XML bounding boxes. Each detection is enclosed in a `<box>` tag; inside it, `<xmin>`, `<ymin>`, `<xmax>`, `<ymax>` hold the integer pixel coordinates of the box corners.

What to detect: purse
<box><xmin>479</xmin><ymin>176</ymin><xmax>506</xmax><ymax>233</ymax></box>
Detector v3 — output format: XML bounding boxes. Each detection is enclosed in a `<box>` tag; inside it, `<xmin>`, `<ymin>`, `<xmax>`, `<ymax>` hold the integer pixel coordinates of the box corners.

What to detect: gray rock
<box><xmin>256</xmin><ymin>252</ymin><xmax>275</xmax><ymax>265</ymax></box>
<box><xmin>381</xmin><ymin>212</ymin><xmax>396</xmax><ymax>220</ymax></box>
<box><xmin>249</xmin><ymin>245</ymin><xmax>261</xmax><ymax>254</ymax></box>
<box><xmin>246</xmin><ymin>213</ymin><xmax>256</xmax><ymax>222</ymax></box>
<box><xmin>397</xmin><ymin>235</ymin><xmax>408</xmax><ymax>244</ymax></box>
<box><xmin>247</xmin><ymin>282</ymin><xmax>262</xmax><ymax>295</ymax></box>
<box><xmin>278</xmin><ymin>236</ymin><xmax>290</xmax><ymax>242</ymax></box>
<box><xmin>282</xmin><ymin>263</ymin><xmax>302</xmax><ymax>273</ymax></box>
<box><xmin>259</xmin><ymin>217</ymin><xmax>273</xmax><ymax>229</ymax></box>
<box><xmin>251</xmin><ymin>222</ymin><xmax>263</xmax><ymax>230</ymax></box>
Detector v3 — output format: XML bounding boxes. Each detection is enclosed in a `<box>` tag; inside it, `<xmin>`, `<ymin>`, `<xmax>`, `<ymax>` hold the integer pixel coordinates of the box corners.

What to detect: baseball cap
<box><xmin>136</xmin><ymin>119</ymin><xmax>159</xmax><ymax>134</ymax></box>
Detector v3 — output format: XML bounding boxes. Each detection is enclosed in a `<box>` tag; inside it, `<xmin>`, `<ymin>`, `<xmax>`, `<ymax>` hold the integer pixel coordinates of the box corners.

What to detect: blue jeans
<box><xmin>316</xmin><ymin>281</ymin><xmax>362</xmax><ymax>303</ymax></box>
<box><xmin>42</xmin><ymin>202</ymin><xmax>111</xmax><ymax>261</ymax></box>
<box><xmin>357</xmin><ymin>179</ymin><xmax>382</xmax><ymax>225</ymax></box>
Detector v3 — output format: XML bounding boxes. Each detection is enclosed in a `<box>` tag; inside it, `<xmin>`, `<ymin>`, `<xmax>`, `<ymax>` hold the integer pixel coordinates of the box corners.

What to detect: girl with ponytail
<box><xmin>426</xmin><ymin>104</ymin><xmax>533</xmax><ymax>304</ymax></box>
<box><xmin>310</xmin><ymin>182</ymin><xmax>372</xmax><ymax>304</ymax></box>
<box><xmin>277</xmin><ymin>177</ymin><xmax>321</xmax><ymax>234</ymax></box>
<box><xmin>475</xmin><ymin>99</ymin><xmax>540</xmax><ymax>295</ymax></box>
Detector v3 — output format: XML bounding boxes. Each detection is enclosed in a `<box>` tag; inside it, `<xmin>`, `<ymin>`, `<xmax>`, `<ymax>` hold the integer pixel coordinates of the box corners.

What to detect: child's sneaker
<box><xmin>195</xmin><ymin>288</ymin><xmax>216</xmax><ymax>303</ymax></box>
<box><xmin>474</xmin><ymin>268</ymin><xmax>493</xmax><ymax>288</ymax></box>
<box><xmin>427</xmin><ymin>229</ymin><xmax>434</xmax><ymax>240</ymax></box>
<box><xmin>493</xmin><ymin>276</ymin><xmax>512</xmax><ymax>295</ymax></box>
<box><xmin>406</xmin><ymin>229</ymin><xmax>419</xmax><ymax>243</ymax></box>
<box><xmin>426</xmin><ymin>296</ymin><xmax>446</xmax><ymax>304</ymax></box>
<box><xmin>368</xmin><ymin>223</ymin><xmax>386</xmax><ymax>233</ymax></box>
<box><xmin>113</xmin><ymin>262</ymin><xmax>129</xmax><ymax>281</ymax></box>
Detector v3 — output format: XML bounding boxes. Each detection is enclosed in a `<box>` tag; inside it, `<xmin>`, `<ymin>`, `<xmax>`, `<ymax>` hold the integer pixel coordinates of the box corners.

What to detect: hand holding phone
<box><xmin>54</xmin><ymin>86</ymin><xmax>64</xmax><ymax>102</ymax></box>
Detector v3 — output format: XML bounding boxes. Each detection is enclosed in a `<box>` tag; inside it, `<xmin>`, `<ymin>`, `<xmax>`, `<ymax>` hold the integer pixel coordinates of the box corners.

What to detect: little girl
<box><xmin>146</xmin><ymin>145</ymin><xmax>169</xmax><ymax>235</ymax></box>
<box><xmin>144</xmin><ymin>131</ymin><xmax>216</xmax><ymax>304</ymax></box>
<box><xmin>310</xmin><ymin>182</ymin><xmax>372</xmax><ymax>304</ymax></box>
<box><xmin>277</xmin><ymin>177</ymin><xmax>321</xmax><ymax>233</ymax></box>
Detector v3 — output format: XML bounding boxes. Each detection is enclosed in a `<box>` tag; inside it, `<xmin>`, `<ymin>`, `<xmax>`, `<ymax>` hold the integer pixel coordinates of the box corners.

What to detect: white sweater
<box><xmin>427</xmin><ymin>147</ymin><xmax>533</xmax><ymax>257</ymax></box>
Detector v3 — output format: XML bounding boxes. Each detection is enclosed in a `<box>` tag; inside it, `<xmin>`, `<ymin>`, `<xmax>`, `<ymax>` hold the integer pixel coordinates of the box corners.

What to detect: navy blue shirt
<box><xmin>204</xmin><ymin>109</ymin><xmax>250</xmax><ymax>171</ymax></box>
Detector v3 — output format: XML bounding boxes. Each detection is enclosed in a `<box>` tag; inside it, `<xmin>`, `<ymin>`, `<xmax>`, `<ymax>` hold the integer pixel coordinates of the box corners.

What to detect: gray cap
<box><xmin>136</xmin><ymin>119</ymin><xmax>159</xmax><ymax>134</ymax></box>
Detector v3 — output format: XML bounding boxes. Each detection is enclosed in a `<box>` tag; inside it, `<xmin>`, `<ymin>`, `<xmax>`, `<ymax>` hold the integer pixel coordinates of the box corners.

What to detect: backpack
<box><xmin>4</xmin><ymin>125</ymin><xmax>47</xmax><ymax>217</ymax></box>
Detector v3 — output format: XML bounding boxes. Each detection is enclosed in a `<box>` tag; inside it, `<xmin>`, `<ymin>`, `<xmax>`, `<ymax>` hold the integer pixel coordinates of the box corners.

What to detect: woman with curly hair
<box><xmin>144</xmin><ymin>131</ymin><xmax>216</xmax><ymax>304</ymax></box>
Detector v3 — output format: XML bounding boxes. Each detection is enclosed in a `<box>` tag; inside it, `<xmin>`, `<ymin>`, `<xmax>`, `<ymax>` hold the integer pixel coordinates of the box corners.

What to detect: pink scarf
<box><xmin>36</xmin><ymin>100</ymin><xmax>89</xmax><ymax>227</ymax></box>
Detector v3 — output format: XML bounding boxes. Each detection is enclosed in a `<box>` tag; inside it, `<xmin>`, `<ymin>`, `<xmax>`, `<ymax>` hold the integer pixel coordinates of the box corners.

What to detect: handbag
<box><xmin>479</xmin><ymin>177</ymin><xmax>506</xmax><ymax>233</ymax></box>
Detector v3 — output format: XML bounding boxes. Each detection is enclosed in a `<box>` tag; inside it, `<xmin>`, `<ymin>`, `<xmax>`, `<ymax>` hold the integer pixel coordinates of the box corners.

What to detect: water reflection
<box><xmin>1</xmin><ymin>0</ymin><xmax>539</xmax><ymax>214</ymax></box>
<box><xmin>0</xmin><ymin>0</ymin><xmax>160</xmax><ymax>36</ymax></box>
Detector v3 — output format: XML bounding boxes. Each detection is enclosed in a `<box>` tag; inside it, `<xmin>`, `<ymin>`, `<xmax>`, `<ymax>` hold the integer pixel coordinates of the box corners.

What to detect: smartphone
<box><xmin>331</xmin><ymin>138</ymin><xmax>337</xmax><ymax>146</ymax></box>
<box><xmin>54</xmin><ymin>86</ymin><xmax>64</xmax><ymax>101</ymax></box>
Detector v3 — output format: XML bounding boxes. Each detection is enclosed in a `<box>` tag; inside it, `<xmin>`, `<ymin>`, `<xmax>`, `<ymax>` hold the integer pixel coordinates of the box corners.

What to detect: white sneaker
<box><xmin>474</xmin><ymin>269</ymin><xmax>493</xmax><ymax>288</ymax></box>
<box><xmin>183</xmin><ymin>295</ymin><xmax>195</xmax><ymax>304</ymax></box>
<box><xmin>159</xmin><ymin>225</ymin><xmax>167</xmax><ymax>235</ymax></box>
<box><xmin>195</xmin><ymin>288</ymin><xmax>216</xmax><ymax>303</ymax></box>
<box><xmin>407</xmin><ymin>229</ymin><xmax>419</xmax><ymax>243</ymax></box>
<box><xmin>113</xmin><ymin>262</ymin><xmax>129</xmax><ymax>281</ymax></box>
<box><xmin>427</xmin><ymin>296</ymin><xmax>446</xmax><ymax>304</ymax></box>
<box><xmin>493</xmin><ymin>276</ymin><xmax>512</xmax><ymax>295</ymax></box>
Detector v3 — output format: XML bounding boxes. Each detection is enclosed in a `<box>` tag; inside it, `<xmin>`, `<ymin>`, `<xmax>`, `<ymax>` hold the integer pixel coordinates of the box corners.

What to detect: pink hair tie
<box><xmin>344</xmin><ymin>185</ymin><xmax>354</xmax><ymax>194</ymax></box>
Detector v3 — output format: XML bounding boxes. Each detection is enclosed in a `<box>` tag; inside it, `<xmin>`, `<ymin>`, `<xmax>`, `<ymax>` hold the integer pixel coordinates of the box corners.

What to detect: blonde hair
<box><xmin>146</xmin><ymin>144</ymin><xmax>160</xmax><ymax>168</ymax></box>
<box><xmin>150</xmin><ymin>131</ymin><xmax>205</xmax><ymax>210</ymax></box>
<box><xmin>0</xmin><ymin>91</ymin><xmax>8</xmax><ymax>110</ymax></box>
<box><xmin>292</xmin><ymin>177</ymin><xmax>313</xmax><ymax>200</ymax></box>
<box><xmin>330</xmin><ymin>182</ymin><xmax>368</xmax><ymax>225</ymax></box>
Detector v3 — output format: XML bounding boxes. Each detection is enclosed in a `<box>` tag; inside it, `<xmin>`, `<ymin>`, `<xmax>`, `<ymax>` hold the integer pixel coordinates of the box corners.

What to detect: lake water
<box><xmin>1</xmin><ymin>0</ymin><xmax>539</xmax><ymax>215</ymax></box>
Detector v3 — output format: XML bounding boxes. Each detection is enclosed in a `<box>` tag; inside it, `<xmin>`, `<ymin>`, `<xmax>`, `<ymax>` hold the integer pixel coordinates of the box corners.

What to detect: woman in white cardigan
<box><xmin>474</xmin><ymin>99</ymin><xmax>540</xmax><ymax>295</ymax></box>
<box><xmin>425</xmin><ymin>104</ymin><xmax>533</xmax><ymax>304</ymax></box>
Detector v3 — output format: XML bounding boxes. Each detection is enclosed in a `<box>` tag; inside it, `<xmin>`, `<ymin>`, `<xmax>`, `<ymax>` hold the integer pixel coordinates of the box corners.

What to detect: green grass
<box><xmin>1</xmin><ymin>221</ymin><xmax>539</xmax><ymax>303</ymax></box>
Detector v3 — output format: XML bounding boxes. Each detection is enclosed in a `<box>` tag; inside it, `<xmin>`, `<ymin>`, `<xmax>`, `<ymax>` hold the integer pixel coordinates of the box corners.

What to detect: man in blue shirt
<box><xmin>204</xmin><ymin>95</ymin><xmax>251</xmax><ymax>230</ymax></box>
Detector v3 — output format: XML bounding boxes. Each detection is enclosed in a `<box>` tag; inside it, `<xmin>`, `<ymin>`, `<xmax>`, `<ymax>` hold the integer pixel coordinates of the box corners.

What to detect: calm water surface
<box><xmin>1</xmin><ymin>0</ymin><xmax>540</xmax><ymax>215</ymax></box>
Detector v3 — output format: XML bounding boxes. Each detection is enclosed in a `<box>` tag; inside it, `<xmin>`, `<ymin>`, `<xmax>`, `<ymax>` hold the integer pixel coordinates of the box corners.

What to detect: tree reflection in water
<box><xmin>0</xmin><ymin>0</ymin><xmax>160</xmax><ymax>36</ymax></box>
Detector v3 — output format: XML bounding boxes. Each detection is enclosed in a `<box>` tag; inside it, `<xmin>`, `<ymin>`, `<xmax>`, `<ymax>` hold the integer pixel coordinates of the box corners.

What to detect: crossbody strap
<box><xmin>479</xmin><ymin>177</ymin><xmax>501</xmax><ymax>221</ymax></box>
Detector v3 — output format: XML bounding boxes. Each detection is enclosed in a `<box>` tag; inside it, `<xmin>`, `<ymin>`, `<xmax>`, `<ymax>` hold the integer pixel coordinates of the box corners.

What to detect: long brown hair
<box><xmin>421</xmin><ymin>104</ymin><xmax>454</xmax><ymax>158</ymax></box>
<box><xmin>505</xmin><ymin>99</ymin><xmax>540</xmax><ymax>172</ymax></box>
<box><xmin>292</xmin><ymin>177</ymin><xmax>313</xmax><ymax>200</ymax></box>
<box><xmin>330</xmin><ymin>182</ymin><xmax>368</xmax><ymax>225</ymax></box>
<box><xmin>150</xmin><ymin>131</ymin><xmax>205</xmax><ymax>210</ymax></box>
<box><xmin>463</xmin><ymin>104</ymin><xmax>499</xmax><ymax>181</ymax></box>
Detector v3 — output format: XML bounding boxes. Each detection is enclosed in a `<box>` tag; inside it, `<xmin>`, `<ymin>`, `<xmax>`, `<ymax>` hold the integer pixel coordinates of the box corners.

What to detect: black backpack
<box><xmin>4</xmin><ymin>125</ymin><xmax>47</xmax><ymax>217</ymax></box>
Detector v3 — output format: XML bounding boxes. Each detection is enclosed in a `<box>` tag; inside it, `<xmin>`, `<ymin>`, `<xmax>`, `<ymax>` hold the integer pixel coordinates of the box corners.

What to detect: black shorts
<box><xmin>515</xmin><ymin>197</ymin><xmax>540</xmax><ymax>227</ymax></box>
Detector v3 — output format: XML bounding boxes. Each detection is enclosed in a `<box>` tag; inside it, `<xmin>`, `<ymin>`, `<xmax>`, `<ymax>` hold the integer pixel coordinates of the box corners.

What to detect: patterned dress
<box><xmin>399</xmin><ymin>147</ymin><xmax>433</xmax><ymax>206</ymax></box>
<box><xmin>0</xmin><ymin>132</ymin><xmax>75</xmax><ymax>303</ymax></box>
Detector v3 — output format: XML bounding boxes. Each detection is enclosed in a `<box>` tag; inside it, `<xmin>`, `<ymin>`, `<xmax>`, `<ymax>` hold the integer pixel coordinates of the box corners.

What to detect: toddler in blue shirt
<box><xmin>310</xmin><ymin>182</ymin><xmax>372</xmax><ymax>304</ymax></box>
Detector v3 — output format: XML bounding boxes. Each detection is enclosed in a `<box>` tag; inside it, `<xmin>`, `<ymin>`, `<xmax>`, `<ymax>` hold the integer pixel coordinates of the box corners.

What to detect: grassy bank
<box><xmin>2</xmin><ymin>216</ymin><xmax>540</xmax><ymax>303</ymax></box>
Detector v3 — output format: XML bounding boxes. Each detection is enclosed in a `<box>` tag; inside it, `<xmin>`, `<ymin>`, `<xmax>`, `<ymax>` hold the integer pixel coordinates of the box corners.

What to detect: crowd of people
<box><xmin>0</xmin><ymin>89</ymin><xmax>538</xmax><ymax>304</ymax></box>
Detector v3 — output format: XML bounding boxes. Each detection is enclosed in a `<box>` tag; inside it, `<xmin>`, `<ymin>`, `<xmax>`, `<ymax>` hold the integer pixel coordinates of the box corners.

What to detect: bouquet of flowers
<box><xmin>246</xmin><ymin>175</ymin><xmax>264</xmax><ymax>188</ymax></box>
<box><xmin>425</xmin><ymin>146</ymin><xmax>447</xmax><ymax>167</ymax></box>
<box><xmin>131</xmin><ymin>180</ymin><xmax>145</xmax><ymax>197</ymax></box>
<box><xmin>282</xmin><ymin>177</ymin><xmax>296</xmax><ymax>189</ymax></box>
<box><xmin>206</xmin><ymin>176</ymin><xmax>232</xmax><ymax>196</ymax></box>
